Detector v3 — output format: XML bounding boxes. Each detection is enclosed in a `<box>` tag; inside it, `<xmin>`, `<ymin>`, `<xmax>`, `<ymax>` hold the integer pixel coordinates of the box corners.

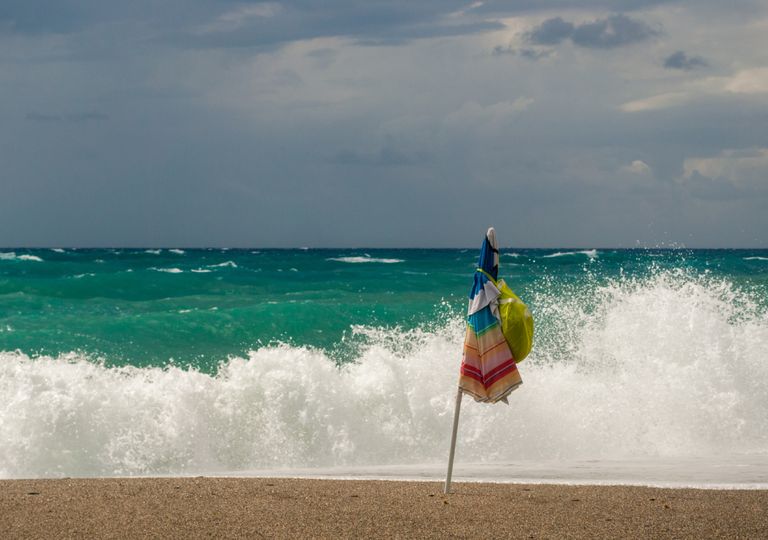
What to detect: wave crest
<box><xmin>542</xmin><ymin>249</ymin><xmax>598</xmax><ymax>259</ymax></box>
<box><xmin>1</xmin><ymin>270</ymin><xmax>766</xmax><ymax>478</ymax></box>
<box><xmin>327</xmin><ymin>256</ymin><xmax>404</xmax><ymax>264</ymax></box>
<box><xmin>0</xmin><ymin>252</ymin><xmax>44</xmax><ymax>262</ymax></box>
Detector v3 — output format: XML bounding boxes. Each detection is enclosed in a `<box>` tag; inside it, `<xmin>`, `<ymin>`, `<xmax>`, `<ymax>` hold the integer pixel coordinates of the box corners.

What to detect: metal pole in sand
<box><xmin>444</xmin><ymin>387</ymin><xmax>463</xmax><ymax>494</ymax></box>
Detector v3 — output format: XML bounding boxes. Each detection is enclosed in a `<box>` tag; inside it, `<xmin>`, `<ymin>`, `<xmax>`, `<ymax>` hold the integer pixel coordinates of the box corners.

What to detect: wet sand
<box><xmin>1</xmin><ymin>477</ymin><xmax>766</xmax><ymax>539</ymax></box>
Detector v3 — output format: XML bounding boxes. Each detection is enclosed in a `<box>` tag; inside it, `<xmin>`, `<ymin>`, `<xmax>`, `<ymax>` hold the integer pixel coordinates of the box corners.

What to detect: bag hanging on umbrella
<box><xmin>459</xmin><ymin>228</ymin><xmax>533</xmax><ymax>403</ymax></box>
<box><xmin>476</xmin><ymin>268</ymin><xmax>534</xmax><ymax>363</ymax></box>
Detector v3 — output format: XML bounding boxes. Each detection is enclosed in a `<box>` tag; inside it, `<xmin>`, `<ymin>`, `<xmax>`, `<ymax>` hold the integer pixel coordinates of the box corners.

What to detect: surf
<box><xmin>1</xmin><ymin>269</ymin><xmax>766</xmax><ymax>479</ymax></box>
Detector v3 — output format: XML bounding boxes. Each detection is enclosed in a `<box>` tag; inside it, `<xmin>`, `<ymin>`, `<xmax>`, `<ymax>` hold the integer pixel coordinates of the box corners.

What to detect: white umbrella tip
<box><xmin>486</xmin><ymin>227</ymin><xmax>497</xmax><ymax>248</ymax></box>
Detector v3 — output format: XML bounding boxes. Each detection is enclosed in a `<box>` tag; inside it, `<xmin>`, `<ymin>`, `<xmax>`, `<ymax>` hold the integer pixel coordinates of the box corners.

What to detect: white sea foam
<box><xmin>1</xmin><ymin>271</ymin><xmax>767</xmax><ymax>479</ymax></box>
<box><xmin>169</xmin><ymin>249</ymin><xmax>186</xmax><ymax>255</ymax></box>
<box><xmin>150</xmin><ymin>267</ymin><xmax>183</xmax><ymax>274</ymax></box>
<box><xmin>191</xmin><ymin>268</ymin><xmax>212</xmax><ymax>273</ymax></box>
<box><xmin>207</xmin><ymin>261</ymin><xmax>238</xmax><ymax>268</ymax></box>
<box><xmin>51</xmin><ymin>248</ymin><xmax>66</xmax><ymax>253</ymax></box>
<box><xmin>542</xmin><ymin>249</ymin><xmax>598</xmax><ymax>259</ymax></box>
<box><xmin>0</xmin><ymin>252</ymin><xmax>44</xmax><ymax>262</ymax></box>
<box><xmin>503</xmin><ymin>252</ymin><xmax>521</xmax><ymax>258</ymax></box>
<box><xmin>328</xmin><ymin>256</ymin><xmax>404</xmax><ymax>264</ymax></box>
<box><xmin>744</xmin><ymin>256</ymin><xmax>768</xmax><ymax>261</ymax></box>
<box><xmin>145</xmin><ymin>249</ymin><xmax>162</xmax><ymax>255</ymax></box>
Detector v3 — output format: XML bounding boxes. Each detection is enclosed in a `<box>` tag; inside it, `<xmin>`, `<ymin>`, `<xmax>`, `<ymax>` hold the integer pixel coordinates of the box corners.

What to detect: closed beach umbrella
<box><xmin>444</xmin><ymin>227</ymin><xmax>524</xmax><ymax>493</ymax></box>
<box><xmin>459</xmin><ymin>227</ymin><xmax>523</xmax><ymax>403</ymax></box>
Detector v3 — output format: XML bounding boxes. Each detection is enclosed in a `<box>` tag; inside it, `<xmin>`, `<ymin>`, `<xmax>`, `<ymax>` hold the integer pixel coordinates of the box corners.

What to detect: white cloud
<box><xmin>196</xmin><ymin>3</ymin><xmax>282</xmax><ymax>34</ymax></box>
<box><xmin>621</xmin><ymin>68</ymin><xmax>768</xmax><ymax>112</ymax></box>
<box><xmin>683</xmin><ymin>148</ymin><xmax>768</xmax><ymax>186</ymax></box>
<box><xmin>725</xmin><ymin>67</ymin><xmax>768</xmax><ymax>94</ymax></box>
<box><xmin>447</xmin><ymin>2</ymin><xmax>485</xmax><ymax>19</ymax></box>
<box><xmin>622</xmin><ymin>160</ymin><xmax>651</xmax><ymax>174</ymax></box>
<box><xmin>620</xmin><ymin>92</ymin><xmax>689</xmax><ymax>112</ymax></box>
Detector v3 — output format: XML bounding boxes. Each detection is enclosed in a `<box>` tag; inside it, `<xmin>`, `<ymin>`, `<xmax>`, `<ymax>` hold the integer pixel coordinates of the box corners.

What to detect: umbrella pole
<box><xmin>443</xmin><ymin>387</ymin><xmax>463</xmax><ymax>494</ymax></box>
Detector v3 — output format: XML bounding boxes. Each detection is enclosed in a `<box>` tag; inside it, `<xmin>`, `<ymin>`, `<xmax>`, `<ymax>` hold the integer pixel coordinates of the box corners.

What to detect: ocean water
<box><xmin>1</xmin><ymin>247</ymin><xmax>767</xmax><ymax>485</ymax></box>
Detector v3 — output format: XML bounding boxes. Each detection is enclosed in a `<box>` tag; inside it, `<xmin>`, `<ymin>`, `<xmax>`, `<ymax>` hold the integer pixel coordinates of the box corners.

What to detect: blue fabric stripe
<box><xmin>477</xmin><ymin>234</ymin><xmax>498</xmax><ymax>280</ymax></box>
<box><xmin>467</xmin><ymin>305</ymin><xmax>498</xmax><ymax>334</ymax></box>
<box><xmin>468</xmin><ymin>233</ymin><xmax>498</xmax><ymax>301</ymax></box>
<box><xmin>468</xmin><ymin>270</ymin><xmax>489</xmax><ymax>301</ymax></box>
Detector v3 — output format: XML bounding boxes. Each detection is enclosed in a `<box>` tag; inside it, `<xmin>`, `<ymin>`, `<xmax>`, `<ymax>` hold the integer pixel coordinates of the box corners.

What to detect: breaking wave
<box><xmin>542</xmin><ymin>249</ymin><xmax>598</xmax><ymax>259</ymax></box>
<box><xmin>328</xmin><ymin>256</ymin><xmax>404</xmax><ymax>264</ymax></box>
<box><xmin>1</xmin><ymin>270</ymin><xmax>766</xmax><ymax>478</ymax></box>
<box><xmin>0</xmin><ymin>252</ymin><xmax>44</xmax><ymax>262</ymax></box>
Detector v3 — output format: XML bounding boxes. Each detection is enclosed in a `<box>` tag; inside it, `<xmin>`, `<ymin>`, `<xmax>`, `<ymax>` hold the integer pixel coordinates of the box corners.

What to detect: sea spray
<box><xmin>1</xmin><ymin>270</ymin><xmax>767</xmax><ymax>478</ymax></box>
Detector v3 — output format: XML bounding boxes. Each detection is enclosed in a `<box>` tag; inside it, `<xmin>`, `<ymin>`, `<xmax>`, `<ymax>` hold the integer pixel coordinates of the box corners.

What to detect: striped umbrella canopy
<box><xmin>459</xmin><ymin>227</ymin><xmax>522</xmax><ymax>403</ymax></box>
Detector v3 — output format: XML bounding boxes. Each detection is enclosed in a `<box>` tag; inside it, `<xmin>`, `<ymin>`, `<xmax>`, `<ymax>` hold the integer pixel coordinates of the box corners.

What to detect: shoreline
<box><xmin>62</xmin><ymin>456</ymin><xmax>766</xmax><ymax>491</ymax></box>
<box><xmin>4</xmin><ymin>474</ymin><xmax>768</xmax><ymax>491</ymax></box>
<box><xmin>2</xmin><ymin>477</ymin><xmax>767</xmax><ymax>539</ymax></box>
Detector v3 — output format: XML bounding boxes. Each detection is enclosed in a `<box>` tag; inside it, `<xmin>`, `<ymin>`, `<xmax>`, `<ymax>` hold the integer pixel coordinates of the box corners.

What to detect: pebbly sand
<box><xmin>1</xmin><ymin>478</ymin><xmax>767</xmax><ymax>539</ymax></box>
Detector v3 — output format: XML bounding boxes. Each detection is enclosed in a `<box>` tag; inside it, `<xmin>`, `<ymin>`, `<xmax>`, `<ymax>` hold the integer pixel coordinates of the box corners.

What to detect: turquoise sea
<box><xmin>2</xmin><ymin>247</ymin><xmax>767</xmax><ymax>483</ymax></box>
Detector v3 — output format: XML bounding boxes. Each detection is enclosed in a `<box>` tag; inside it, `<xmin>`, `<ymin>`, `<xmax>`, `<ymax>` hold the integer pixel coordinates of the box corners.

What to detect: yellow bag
<box><xmin>478</xmin><ymin>268</ymin><xmax>534</xmax><ymax>362</ymax></box>
<box><xmin>496</xmin><ymin>279</ymin><xmax>534</xmax><ymax>362</ymax></box>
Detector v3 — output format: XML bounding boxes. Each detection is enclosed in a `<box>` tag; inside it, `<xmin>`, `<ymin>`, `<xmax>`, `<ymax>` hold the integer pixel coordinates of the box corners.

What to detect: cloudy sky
<box><xmin>2</xmin><ymin>1</ymin><xmax>767</xmax><ymax>247</ymax></box>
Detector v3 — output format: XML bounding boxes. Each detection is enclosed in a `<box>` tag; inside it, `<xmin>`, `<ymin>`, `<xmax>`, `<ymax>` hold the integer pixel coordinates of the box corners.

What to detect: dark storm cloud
<box><xmin>492</xmin><ymin>44</ymin><xmax>515</xmax><ymax>55</ymax></box>
<box><xmin>663</xmin><ymin>50</ymin><xmax>708</xmax><ymax>70</ymax></box>
<box><xmin>572</xmin><ymin>14</ymin><xmax>659</xmax><ymax>47</ymax></box>
<box><xmin>492</xmin><ymin>44</ymin><xmax>552</xmax><ymax>60</ymax></box>
<box><xmin>464</xmin><ymin>0</ymin><xmax>678</xmax><ymax>17</ymax></box>
<box><xmin>1</xmin><ymin>0</ymin><xmax>493</xmax><ymax>46</ymax></box>
<box><xmin>0</xmin><ymin>1</ymin><xmax>674</xmax><ymax>48</ymax></box>
<box><xmin>528</xmin><ymin>14</ymin><xmax>659</xmax><ymax>48</ymax></box>
<box><xmin>527</xmin><ymin>17</ymin><xmax>575</xmax><ymax>45</ymax></box>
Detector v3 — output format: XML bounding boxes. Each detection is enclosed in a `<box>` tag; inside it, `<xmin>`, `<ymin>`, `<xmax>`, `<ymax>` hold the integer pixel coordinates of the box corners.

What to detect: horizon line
<box><xmin>2</xmin><ymin>246</ymin><xmax>767</xmax><ymax>251</ymax></box>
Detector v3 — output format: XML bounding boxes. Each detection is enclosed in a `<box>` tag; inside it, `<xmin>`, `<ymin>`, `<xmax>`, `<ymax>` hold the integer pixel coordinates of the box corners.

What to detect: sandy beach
<box><xmin>1</xmin><ymin>478</ymin><xmax>766</xmax><ymax>539</ymax></box>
